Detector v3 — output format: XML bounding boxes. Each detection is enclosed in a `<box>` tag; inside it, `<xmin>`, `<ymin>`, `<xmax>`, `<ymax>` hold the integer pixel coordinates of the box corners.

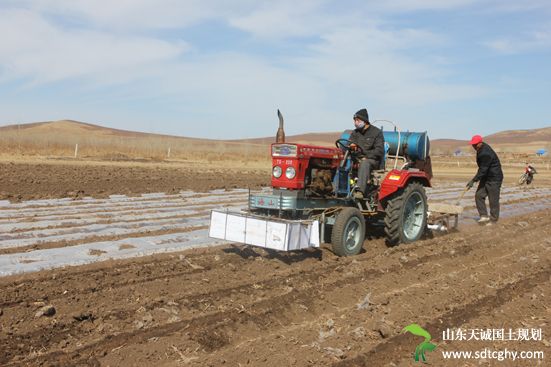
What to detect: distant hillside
<box><xmin>240</xmin><ymin>127</ymin><xmax>551</xmax><ymax>154</ymax></box>
<box><xmin>484</xmin><ymin>127</ymin><xmax>551</xmax><ymax>144</ymax></box>
<box><xmin>1</xmin><ymin>120</ymin><xmax>549</xmax><ymax>157</ymax></box>
<box><xmin>0</xmin><ymin>119</ymin><xmax>271</xmax><ymax>147</ymax></box>
<box><xmin>0</xmin><ymin>120</ymin><xmax>203</xmax><ymax>141</ymax></box>
<box><xmin>0</xmin><ymin>120</ymin><xmax>268</xmax><ymax>160</ymax></box>
<box><xmin>237</xmin><ymin>132</ymin><xmax>341</xmax><ymax>146</ymax></box>
<box><xmin>430</xmin><ymin>139</ymin><xmax>470</xmax><ymax>154</ymax></box>
<box><xmin>429</xmin><ymin>127</ymin><xmax>551</xmax><ymax>154</ymax></box>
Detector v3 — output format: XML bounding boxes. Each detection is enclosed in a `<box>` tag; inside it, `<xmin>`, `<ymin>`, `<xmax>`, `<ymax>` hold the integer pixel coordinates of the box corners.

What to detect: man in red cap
<box><xmin>467</xmin><ymin>135</ymin><xmax>503</xmax><ymax>224</ymax></box>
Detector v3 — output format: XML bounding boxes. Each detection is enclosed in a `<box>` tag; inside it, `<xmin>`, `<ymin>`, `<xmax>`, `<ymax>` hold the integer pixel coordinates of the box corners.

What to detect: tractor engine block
<box><xmin>271</xmin><ymin>143</ymin><xmax>343</xmax><ymax>191</ymax></box>
<box><xmin>308</xmin><ymin>169</ymin><xmax>334</xmax><ymax>197</ymax></box>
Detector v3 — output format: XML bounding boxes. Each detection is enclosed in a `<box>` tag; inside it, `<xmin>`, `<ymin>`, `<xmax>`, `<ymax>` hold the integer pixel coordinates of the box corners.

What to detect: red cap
<box><xmin>469</xmin><ymin>135</ymin><xmax>483</xmax><ymax>145</ymax></box>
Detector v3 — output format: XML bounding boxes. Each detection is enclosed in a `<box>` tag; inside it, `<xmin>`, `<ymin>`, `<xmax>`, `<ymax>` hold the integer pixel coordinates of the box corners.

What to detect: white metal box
<box><xmin>209</xmin><ymin>210</ymin><xmax>320</xmax><ymax>251</ymax></box>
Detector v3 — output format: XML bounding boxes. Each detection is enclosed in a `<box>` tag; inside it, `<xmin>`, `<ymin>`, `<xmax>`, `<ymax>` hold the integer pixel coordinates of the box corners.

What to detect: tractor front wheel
<box><xmin>384</xmin><ymin>182</ymin><xmax>428</xmax><ymax>246</ymax></box>
<box><xmin>331</xmin><ymin>207</ymin><xmax>366</xmax><ymax>256</ymax></box>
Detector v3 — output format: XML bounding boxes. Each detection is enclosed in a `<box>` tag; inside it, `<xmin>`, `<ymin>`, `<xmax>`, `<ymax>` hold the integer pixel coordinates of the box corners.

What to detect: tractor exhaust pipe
<box><xmin>276</xmin><ymin>109</ymin><xmax>285</xmax><ymax>143</ymax></box>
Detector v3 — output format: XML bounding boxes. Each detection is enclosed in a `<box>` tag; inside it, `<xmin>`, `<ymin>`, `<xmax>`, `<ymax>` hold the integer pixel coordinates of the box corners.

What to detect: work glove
<box><xmin>466</xmin><ymin>179</ymin><xmax>475</xmax><ymax>189</ymax></box>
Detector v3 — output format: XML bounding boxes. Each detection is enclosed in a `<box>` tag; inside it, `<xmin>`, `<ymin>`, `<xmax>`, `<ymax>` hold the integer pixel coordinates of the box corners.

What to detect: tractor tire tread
<box><xmin>383</xmin><ymin>182</ymin><xmax>427</xmax><ymax>246</ymax></box>
<box><xmin>331</xmin><ymin>207</ymin><xmax>365</xmax><ymax>257</ymax></box>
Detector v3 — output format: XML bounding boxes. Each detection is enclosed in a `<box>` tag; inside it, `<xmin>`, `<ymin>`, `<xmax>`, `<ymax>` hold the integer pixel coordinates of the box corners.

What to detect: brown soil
<box><xmin>1</xmin><ymin>209</ymin><xmax>550</xmax><ymax>366</ymax></box>
<box><xmin>0</xmin><ymin>162</ymin><xmax>269</xmax><ymax>202</ymax></box>
<box><xmin>1</xmin><ymin>158</ymin><xmax>550</xmax><ymax>366</ymax></box>
<box><xmin>2</xmin><ymin>159</ymin><xmax>550</xmax><ymax>203</ymax></box>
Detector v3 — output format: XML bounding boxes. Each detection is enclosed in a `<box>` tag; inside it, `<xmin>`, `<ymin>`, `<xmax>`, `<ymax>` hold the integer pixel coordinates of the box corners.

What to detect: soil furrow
<box><xmin>2</xmin><ymin>214</ymin><xmax>548</xmax><ymax>366</ymax></box>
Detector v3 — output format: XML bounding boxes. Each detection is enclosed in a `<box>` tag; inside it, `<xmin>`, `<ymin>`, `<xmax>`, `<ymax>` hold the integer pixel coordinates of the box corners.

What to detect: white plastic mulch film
<box><xmin>209</xmin><ymin>210</ymin><xmax>320</xmax><ymax>251</ymax></box>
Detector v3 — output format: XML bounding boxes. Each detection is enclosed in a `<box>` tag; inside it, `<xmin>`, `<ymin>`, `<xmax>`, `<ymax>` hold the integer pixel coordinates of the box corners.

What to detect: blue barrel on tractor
<box><xmin>384</xmin><ymin>131</ymin><xmax>430</xmax><ymax>161</ymax></box>
<box><xmin>340</xmin><ymin>129</ymin><xmax>430</xmax><ymax>161</ymax></box>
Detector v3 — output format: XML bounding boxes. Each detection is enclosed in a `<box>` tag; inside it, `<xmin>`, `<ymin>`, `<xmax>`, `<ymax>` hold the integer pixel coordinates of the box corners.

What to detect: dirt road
<box><xmin>1</xmin><ymin>184</ymin><xmax>550</xmax><ymax>366</ymax></box>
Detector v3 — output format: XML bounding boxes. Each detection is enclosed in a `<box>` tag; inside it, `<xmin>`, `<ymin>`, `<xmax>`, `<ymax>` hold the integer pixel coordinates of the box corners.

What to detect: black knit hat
<box><xmin>353</xmin><ymin>108</ymin><xmax>369</xmax><ymax>123</ymax></box>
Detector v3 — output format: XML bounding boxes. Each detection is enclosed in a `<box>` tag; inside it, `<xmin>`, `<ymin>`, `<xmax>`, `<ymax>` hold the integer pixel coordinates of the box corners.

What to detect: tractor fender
<box><xmin>378</xmin><ymin>169</ymin><xmax>431</xmax><ymax>202</ymax></box>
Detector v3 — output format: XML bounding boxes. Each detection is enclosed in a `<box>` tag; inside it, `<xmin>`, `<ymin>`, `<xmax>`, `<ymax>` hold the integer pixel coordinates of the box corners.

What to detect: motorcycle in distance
<box><xmin>518</xmin><ymin>163</ymin><xmax>537</xmax><ymax>186</ymax></box>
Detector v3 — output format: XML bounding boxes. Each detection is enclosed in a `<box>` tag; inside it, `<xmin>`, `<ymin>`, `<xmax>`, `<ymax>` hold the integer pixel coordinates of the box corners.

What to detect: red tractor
<box><xmin>210</xmin><ymin>127</ymin><xmax>435</xmax><ymax>256</ymax></box>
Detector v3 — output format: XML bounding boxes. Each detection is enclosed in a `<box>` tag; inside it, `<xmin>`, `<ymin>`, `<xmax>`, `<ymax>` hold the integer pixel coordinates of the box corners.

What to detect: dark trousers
<box><xmin>475</xmin><ymin>180</ymin><xmax>502</xmax><ymax>221</ymax></box>
<box><xmin>358</xmin><ymin>158</ymin><xmax>379</xmax><ymax>194</ymax></box>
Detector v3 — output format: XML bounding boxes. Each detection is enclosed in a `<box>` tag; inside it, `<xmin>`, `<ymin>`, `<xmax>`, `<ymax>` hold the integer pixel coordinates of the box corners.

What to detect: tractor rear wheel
<box><xmin>331</xmin><ymin>207</ymin><xmax>366</xmax><ymax>256</ymax></box>
<box><xmin>384</xmin><ymin>182</ymin><xmax>427</xmax><ymax>246</ymax></box>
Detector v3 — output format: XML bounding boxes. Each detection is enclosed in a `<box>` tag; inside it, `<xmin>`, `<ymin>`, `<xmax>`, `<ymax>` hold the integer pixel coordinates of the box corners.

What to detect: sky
<box><xmin>0</xmin><ymin>0</ymin><xmax>550</xmax><ymax>140</ymax></box>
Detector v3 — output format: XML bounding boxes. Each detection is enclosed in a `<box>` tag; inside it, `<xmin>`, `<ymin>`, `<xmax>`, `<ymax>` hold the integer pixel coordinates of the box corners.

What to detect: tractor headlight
<box><xmin>273</xmin><ymin>166</ymin><xmax>282</xmax><ymax>178</ymax></box>
<box><xmin>285</xmin><ymin>166</ymin><xmax>296</xmax><ymax>179</ymax></box>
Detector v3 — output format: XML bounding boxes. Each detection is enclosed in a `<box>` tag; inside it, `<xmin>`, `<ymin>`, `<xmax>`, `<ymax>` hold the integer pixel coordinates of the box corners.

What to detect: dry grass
<box><xmin>1</xmin><ymin>121</ymin><xmax>549</xmax><ymax>172</ymax></box>
<box><xmin>430</xmin><ymin>155</ymin><xmax>551</xmax><ymax>185</ymax></box>
<box><xmin>0</xmin><ymin>120</ymin><xmax>271</xmax><ymax>164</ymax></box>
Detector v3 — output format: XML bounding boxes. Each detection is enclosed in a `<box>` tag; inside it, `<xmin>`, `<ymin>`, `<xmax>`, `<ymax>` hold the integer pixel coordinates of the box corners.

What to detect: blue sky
<box><xmin>0</xmin><ymin>0</ymin><xmax>550</xmax><ymax>140</ymax></box>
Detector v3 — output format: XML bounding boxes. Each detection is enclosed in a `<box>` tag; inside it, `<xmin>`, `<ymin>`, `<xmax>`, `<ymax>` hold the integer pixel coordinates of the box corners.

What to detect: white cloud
<box><xmin>291</xmin><ymin>26</ymin><xmax>485</xmax><ymax>106</ymax></box>
<box><xmin>228</xmin><ymin>0</ymin><xmax>342</xmax><ymax>39</ymax></box>
<box><xmin>6</xmin><ymin>0</ymin><xmax>257</xmax><ymax>30</ymax></box>
<box><xmin>483</xmin><ymin>24</ymin><xmax>551</xmax><ymax>54</ymax></box>
<box><xmin>481</xmin><ymin>0</ymin><xmax>551</xmax><ymax>13</ymax></box>
<box><xmin>373</xmin><ymin>0</ymin><xmax>478</xmax><ymax>12</ymax></box>
<box><xmin>0</xmin><ymin>1</ymin><xmax>508</xmax><ymax>138</ymax></box>
<box><xmin>0</xmin><ymin>9</ymin><xmax>187</xmax><ymax>84</ymax></box>
<box><xmin>371</xmin><ymin>0</ymin><xmax>551</xmax><ymax>14</ymax></box>
<box><xmin>126</xmin><ymin>53</ymin><xmax>331</xmax><ymax>135</ymax></box>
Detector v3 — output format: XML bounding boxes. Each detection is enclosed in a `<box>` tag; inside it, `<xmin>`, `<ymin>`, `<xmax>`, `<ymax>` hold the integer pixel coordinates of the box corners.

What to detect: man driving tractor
<box><xmin>349</xmin><ymin>108</ymin><xmax>385</xmax><ymax>199</ymax></box>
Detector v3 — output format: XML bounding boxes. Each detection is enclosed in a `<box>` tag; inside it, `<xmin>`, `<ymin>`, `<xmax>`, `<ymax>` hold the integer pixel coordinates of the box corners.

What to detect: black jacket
<box><xmin>474</xmin><ymin>143</ymin><xmax>503</xmax><ymax>182</ymax></box>
<box><xmin>349</xmin><ymin>124</ymin><xmax>385</xmax><ymax>161</ymax></box>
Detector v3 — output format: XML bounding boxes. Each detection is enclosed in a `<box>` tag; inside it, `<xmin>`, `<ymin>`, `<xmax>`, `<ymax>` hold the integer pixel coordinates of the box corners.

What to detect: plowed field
<box><xmin>1</xmin><ymin>163</ymin><xmax>550</xmax><ymax>366</ymax></box>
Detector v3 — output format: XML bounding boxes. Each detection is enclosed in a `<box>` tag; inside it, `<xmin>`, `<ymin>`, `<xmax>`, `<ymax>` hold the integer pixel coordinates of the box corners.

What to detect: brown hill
<box><xmin>239</xmin><ymin>132</ymin><xmax>341</xmax><ymax>146</ymax></box>
<box><xmin>430</xmin><ymin>139</ymin><xmax>470</xmax><ymax>154</ymax></box>
<box><xmin>0</xmin><ymin>120</ymin><xmax>205</xmax><ymax>140</ymax></box>
<box><xmin>429</xmin><ymin>127</ymin><xmax>551</xmax><ymax>154</ymax></box>
<box><xmin>0</xmin><ymin>120</ymin><xmax>268</xmax><ymax>160</ymax></box>
<box><xmin>485</xmin><ymin>127</ymin><xmax>551</xmax><ymax>144</ymax></box>
<box><xmin>1</xmin><ymin>120</ymin><xmax>549</xmax><ymax>157</ymax></box>
<box><xmin>242</xmin><ymin>127</ymin><xmax>551</xmax><ymax>155</ymax></box>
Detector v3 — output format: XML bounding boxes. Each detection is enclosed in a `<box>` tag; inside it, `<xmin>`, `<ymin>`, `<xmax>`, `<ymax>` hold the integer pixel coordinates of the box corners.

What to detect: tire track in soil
<box><xmin>334</xmin><ymin>269</ymin><xmax>551</xmax><ymax>367</ymax></box>
<box><xmin>2</xmin><ymin>212</ymin><xmax>547</xmax><ymax>308</ymax></box>
<box><xmin>192</xmin><ymin>221</ymin><xmax>551</xmax><ymax>367</ymax></box>
<box><xmin>428</xmin><ymin>281</ymin><xmax>551</xmax><ymax>366</ymax></box>
<box><xmin>3</xmin><ymin>213</ymin><xmax>550</xmax><ymax>366</ymax></box>
<box><xmin>139</xmin><ymin>215</ymin><xmax>551</xmax><ymax>366</ymax></box>
<box><xmin>0</xmin><ymin>223</ymin><xmax>488</xmax><ymax>311</ymax></box>
<box><xmin>0</xmin><ymin>250</ymin><xmax>398</xmax><ymax>365</ymax></box>
<box><xmin>0</xmin><ymin>241</ymin><xmax>472</xmax><ymax>365</ymax></box>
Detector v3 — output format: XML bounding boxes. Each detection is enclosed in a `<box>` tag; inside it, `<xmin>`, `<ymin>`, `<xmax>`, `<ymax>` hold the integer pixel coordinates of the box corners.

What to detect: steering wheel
<box><xmin>335</xmin><ymin>138</ymin><xmax>365</xmax><ymax>155</ymax></box>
